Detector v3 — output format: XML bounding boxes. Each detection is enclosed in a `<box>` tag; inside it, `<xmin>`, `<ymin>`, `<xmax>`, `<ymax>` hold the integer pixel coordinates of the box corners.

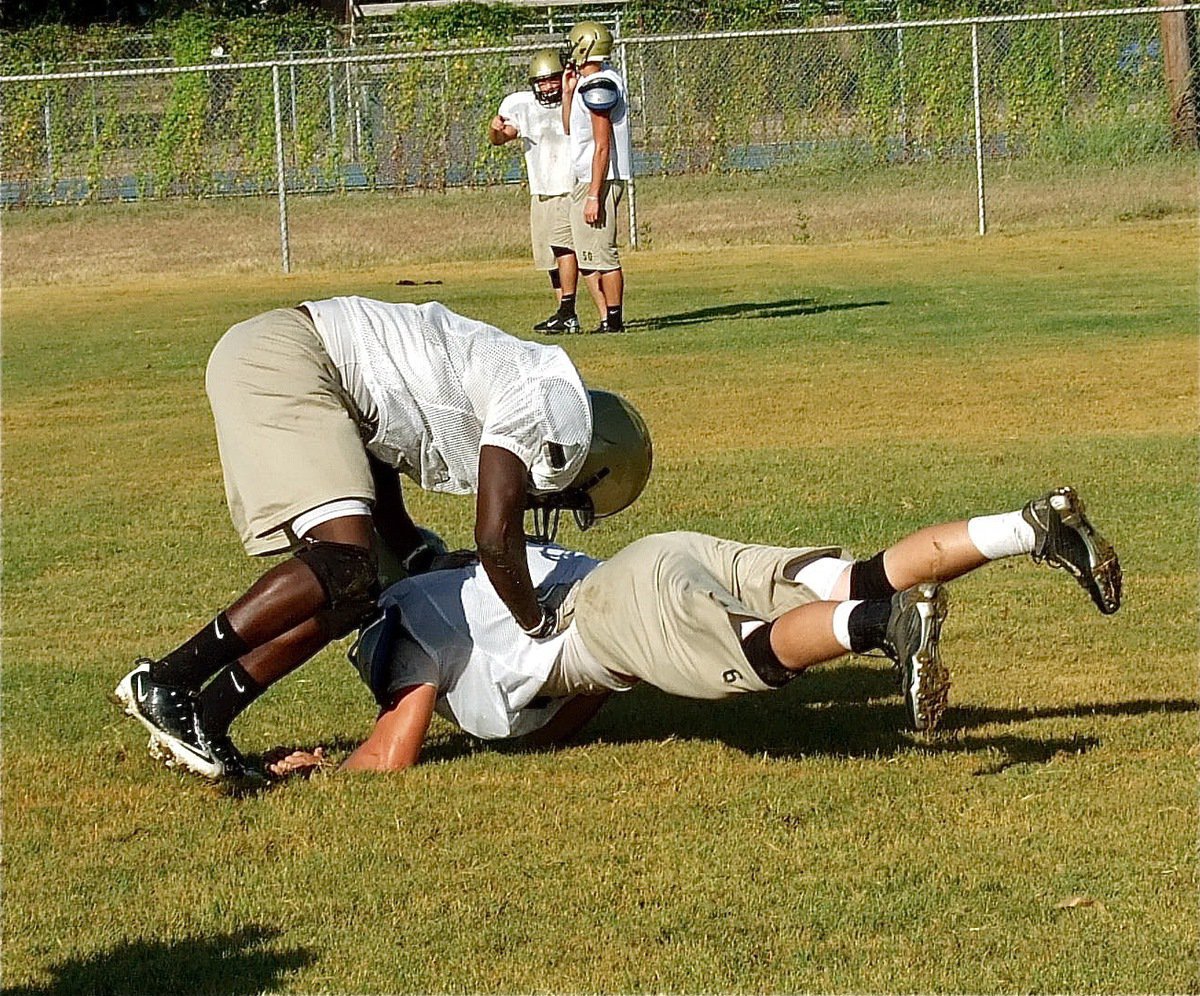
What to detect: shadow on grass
<box><xmin>480</xmin><ymin>665</ymin><xmax>1196</xmax><ymax>774</ymax></box>
<box><xmin>626</xmin><ymin>297</ymin><xmax>888</xmax><ymax>331</ymax></box>
<box><xmin>2</xmin><ymin>926</ymin><xmax>315</xmax><ymax>996</ymax></box>
<box><xmin>262</xmin><ymin>666</ymin><xmax>1198</xmax><ymax>781</ymax></box>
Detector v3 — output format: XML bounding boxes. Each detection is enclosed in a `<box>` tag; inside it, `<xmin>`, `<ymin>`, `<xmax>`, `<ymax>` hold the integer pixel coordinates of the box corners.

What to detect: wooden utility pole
<box><xmin>1160</xmin><ymin>0</ymin><xmax>1198</xmax><ymax>149</ymax></box>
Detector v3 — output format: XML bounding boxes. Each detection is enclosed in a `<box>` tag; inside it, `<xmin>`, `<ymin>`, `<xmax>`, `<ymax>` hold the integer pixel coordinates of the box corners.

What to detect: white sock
<box><xmin>788</xmin><ymin>556</ymin><xmax>854</xmax><ymax>600</ymax></box>
<box><xmin>966</xmin><ymin>510</ymin><xmax>1036</xmax><ymax>560</ymax></box>
<box><xmin>831</xmin><ymin>600</ymin><xmax>860</xmax><ymax>652</ymax></box>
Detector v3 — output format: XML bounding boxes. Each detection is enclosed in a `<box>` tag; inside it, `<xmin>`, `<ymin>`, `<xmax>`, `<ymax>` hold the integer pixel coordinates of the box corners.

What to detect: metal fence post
<box><xmin>272</xmin><ymin>64</ymin><xmax>292</xmax><ymax>273</ymax></box>
<box><xmin>42</xmin><ymin>61</ymin><xmax>54</xmax><ymax>177</ymax></box>
<box><xmin>970</xmin><ymin>22</ymin><xmax>987</xmax><ymax>235</ymax></box>
<box><xmin>345</xmin><ymin>61</ymin><xmax>358</xmax><ymax>160</ymax></box>
<box><xmin>617</xmin><ymin>17</ymin><xmax>639</xmax><ymax>248</ymax></box>
<box><xmin>896</xmin><ymin>26</ymin><xmax>909</xmax><ymax>158</ymax></box>
<box><xmin>326</xmin><ymin>30</ymin><xmax>338</xmax><ymax>151</ymax></box>
<box><xmin>1058</xmin><ymin>17</ymin><xmax>1068</xmax><ymax>123</ymax></box>
<box><xmin>289</xmin><ymin>62</ymin><xmax>299</xmax><ymax>136</ymax></box>
<box><xmin>90</xmin><ymin>60</ymin><xmax>100</xmax><ymax>146</ymax></box>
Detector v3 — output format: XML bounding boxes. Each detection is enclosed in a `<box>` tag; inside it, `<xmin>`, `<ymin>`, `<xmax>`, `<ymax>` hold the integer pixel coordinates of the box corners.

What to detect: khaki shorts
<box><xmin>570</xmin><ymin>179</ymin><xmax>624</xmax><ymax>272</ymax></box>
<box><xmin>574</xmin><ymin>531</ymin><xmax>847</xmax><ymax>699</ymax></box>
<box><xmin>205</xmin><ymin>307</ymin><xmax>374</xmax><ymax>556</ymax></box>
<box><xmin>530</xmin><ymin>193</ymin><xmax>573</xmax><ymax>270</ymax></box>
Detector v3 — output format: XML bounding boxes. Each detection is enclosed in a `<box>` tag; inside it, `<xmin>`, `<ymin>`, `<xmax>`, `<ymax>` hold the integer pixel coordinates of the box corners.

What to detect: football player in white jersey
<box><xmin>113</xmin><ymin>298</ymin><xmax>652</xmax><ymax>784</ymax></box>
<box><xmin>265</xmin><ymin>486</ymin><xmax>1121</xmax><ymax>777</ymax></box>
<box><xmin>487</xmin><ymin>49</ymin><xmax>606</xmax><ymax>334</ymax></box>
<box><xmin>560</xmin><ymin>21</ymin><xmax>633</xmax><ymax>334</ymax></box>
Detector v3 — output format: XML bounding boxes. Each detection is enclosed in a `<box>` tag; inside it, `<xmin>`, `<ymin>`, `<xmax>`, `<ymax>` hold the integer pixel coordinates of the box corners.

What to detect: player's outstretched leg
<box><xmin>882</xmin><ymin>583</ymin><xmax>950</xmax><ymax>732</ymax></box>
<box><xmin>868</xmin><ymin>485</ymin><xmax>1120</xmax><ymax>615</ymax></box>
<box><xmin>1021</xmin><ymin>486</ymin><xmax>1121</xmax><ymax>615</ymax></box>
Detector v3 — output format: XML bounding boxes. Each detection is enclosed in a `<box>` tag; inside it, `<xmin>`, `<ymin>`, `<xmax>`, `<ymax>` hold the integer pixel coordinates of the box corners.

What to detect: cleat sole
<box><xmin>908</xmin><ymin>584</ymin><xmax>950</xmax><ymax>733</ymax></box>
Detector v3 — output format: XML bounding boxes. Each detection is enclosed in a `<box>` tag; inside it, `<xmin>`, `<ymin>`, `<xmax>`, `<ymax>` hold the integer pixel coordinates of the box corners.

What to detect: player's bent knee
<box><xmin>740</xmin><ymin>621</ymin><xmax>796</xmax><ymax>688</ymax></box>
<box><xmin>849</xmin><ymin>550</ymin><xmax>895</xmax><ymax>600</ymax></box>
<box><xmin>295</xmin><ymin>540</ymin><xmax>380</xmax><ymax>637</ymax></box>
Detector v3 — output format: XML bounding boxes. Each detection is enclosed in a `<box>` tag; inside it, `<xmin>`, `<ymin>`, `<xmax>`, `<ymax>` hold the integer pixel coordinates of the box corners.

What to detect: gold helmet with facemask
<box><xmin>528</xmin><ymin>48</ymin><xmax>564</xmax><ymax>106</ymax></box>
<box><xmin>566</xmin><ymin>21</ymin><xmax>614</xmax><ymax>66</ymax></box>
<box><xmin>527</xmin><ymin>389</ymin><xmax>652</xmax><ymax>541</ymax></box>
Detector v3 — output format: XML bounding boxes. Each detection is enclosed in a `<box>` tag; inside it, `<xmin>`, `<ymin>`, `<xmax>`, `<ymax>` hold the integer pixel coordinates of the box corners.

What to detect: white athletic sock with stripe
<box><xmin>966</xmin><ymin>510</ymin><xmax>1037</xmax><ymax>560</ymax></box>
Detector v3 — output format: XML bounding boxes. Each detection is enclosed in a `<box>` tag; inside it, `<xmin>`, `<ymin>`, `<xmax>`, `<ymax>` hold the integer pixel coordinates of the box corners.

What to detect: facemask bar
<box><xmin>526</xmin><ymin>490</ymin><xmax>596</xmax><ymax>542</ymax></box>
<box><xmin>528</xmin><ymin>505</ymin><xmax>562</xmax><ymax>543</ymax></box>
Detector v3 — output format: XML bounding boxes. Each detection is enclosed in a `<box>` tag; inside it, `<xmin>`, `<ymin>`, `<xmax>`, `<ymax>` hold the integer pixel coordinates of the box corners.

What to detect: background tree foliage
<box><xmin>0</xmin><ymin>0</ymin><xmax>333</xmax><ymax>31</ymax></box>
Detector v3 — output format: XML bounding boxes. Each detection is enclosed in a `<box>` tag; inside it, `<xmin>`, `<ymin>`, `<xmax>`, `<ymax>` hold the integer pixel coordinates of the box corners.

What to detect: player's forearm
<box><xmin>589</xmin><ymin>117</ymin><xmax>611</xmax><ymax>197</ymax></box>
<box><xmin>561</xmin><ymin>81</ymin><xmax>574</xmax><ymax>133</ymax></box>
<box><xmin>476</xmin><ymin>519</ymin><xmax>541</xmax><ymax>630</ymax></box>
<box><xmin>476</xmin><ymin>445</ymin><xmax>542</xmax><ymax>629</ymax></box>
<box><xmin>369</xmin><ymin>456</ymin><xmax>423</xmax><ymax>558</ymax></box>
<box><xmin>342</xmin><ymin>683</ymin><xmax>436</xmax><ymax>771</ymax></box>
<box><xmin>589</xmin><ymin>156</ymin><xmax>609</xmax><ymax>200</ymax></box>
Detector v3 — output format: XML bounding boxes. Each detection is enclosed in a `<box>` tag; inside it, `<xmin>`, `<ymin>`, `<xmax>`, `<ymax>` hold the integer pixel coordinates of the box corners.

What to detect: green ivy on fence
<box><xmin>0</xmin><ymin>0</ymin><xmax>1183</xmax><ymax>205</ymax></box>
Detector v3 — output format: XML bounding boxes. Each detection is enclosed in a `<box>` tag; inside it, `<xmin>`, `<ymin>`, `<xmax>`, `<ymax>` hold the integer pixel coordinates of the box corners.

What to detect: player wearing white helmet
<box><xmin>114</xmin><ymin>300</ymin><xmax>650</xmax><ymax>784</ymax></box>
<box><xmin>265</xmin><ymin>485</ymin><xmax>1122</xmax><ymax>775</ymax></box>
<box><xmin>557</xmin><ymin>21</ymin><xmax>633</xmax><ymax>335</ymax></box>
<box><xmin>488</xmin><ymin>50</ymin><xmax>603</xmax><ymax>334</ymax></box>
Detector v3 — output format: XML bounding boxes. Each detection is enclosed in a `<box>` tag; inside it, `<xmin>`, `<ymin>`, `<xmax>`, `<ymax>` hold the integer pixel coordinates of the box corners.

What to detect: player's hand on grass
<box><xmin>264</xmin><ymin>745</ymin><xmax>331</xmax><ymax>779</ymax></box>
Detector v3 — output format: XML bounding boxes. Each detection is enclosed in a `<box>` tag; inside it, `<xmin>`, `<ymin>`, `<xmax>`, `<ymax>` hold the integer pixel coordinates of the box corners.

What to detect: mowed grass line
<box><xmin>2</xmin><ymin>221</ymin><xmax>1197</xmax><ymax>993</ymax></box>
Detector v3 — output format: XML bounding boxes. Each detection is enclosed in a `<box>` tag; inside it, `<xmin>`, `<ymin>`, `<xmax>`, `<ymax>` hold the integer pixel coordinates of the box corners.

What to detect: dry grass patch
<box><xmin>3</xmin><ymin>158</ymin><xmax>1195</xmax><ymax>286</ymax></box>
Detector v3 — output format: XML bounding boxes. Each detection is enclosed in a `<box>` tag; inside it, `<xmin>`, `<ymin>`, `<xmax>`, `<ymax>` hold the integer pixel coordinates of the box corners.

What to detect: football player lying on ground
<box><xmin>266</xmin><ymin>487</ymin><xmax>1121</xmax><ymax>777</ymax></box>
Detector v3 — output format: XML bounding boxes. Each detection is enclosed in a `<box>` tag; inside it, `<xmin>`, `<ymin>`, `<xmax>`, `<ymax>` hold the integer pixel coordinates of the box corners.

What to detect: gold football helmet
<box><xmin>566</xmin><ymin>21</ymin><xmax>614</xmax><ymax>66</ymax></box>
<box><xmin>527</xmin><ymin>389</ymin><xmax>652</xmax><ymax>540</ymax></box>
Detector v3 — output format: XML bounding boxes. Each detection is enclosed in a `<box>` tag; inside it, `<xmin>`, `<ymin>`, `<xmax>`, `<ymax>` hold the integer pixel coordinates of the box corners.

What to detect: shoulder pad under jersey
<box><xmin>579</xmin><ymin>77</ymin><xmax>620</xmax><ymax>112</ymax></box>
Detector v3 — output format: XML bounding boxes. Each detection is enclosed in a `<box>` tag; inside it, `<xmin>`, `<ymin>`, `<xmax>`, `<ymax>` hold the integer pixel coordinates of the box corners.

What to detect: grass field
<box><xmin>2</xmin><ymin>186</ymin><xmax>1197</xmax><ymax>993</ymax></box>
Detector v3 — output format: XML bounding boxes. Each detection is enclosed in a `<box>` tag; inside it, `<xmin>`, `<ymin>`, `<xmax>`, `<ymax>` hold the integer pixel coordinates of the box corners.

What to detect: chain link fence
<box><xmin>2</xmin><ymin>6</ymin><xmax>1193</xmax><ymax>263</ymax></box>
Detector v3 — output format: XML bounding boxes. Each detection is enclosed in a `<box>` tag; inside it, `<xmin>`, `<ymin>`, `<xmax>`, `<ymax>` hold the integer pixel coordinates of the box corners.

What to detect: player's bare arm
<box><xmin>341</xmin><ymin>683</ymin><xmax>437</xmax><ymax>771</ymax></box>
<box><xmin>475</xmin><ymin>444</ymin><xmax>545</xmax><ymax>632</ymax></box>
<box><xmin>368</xmin><ymin>453</ymin><xmax>425</xmax><ymax>563</ymax></box>
<box><xmin>586</xmin><ymin>109</ymin><xmax>612</xmax><ymax>225</ymax></box>
<box><xmin>268</xmin><ymin>682</ymin><xmax>437</xmax><ymax>776</ymax></box>
<box><xmin>561</xmin><ymin>66</ymin><xmax>578</xmax><ymax>133</ymax></box>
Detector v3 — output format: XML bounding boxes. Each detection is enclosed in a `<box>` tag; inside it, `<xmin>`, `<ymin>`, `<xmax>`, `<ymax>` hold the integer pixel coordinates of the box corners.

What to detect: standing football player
<box><xmin>488</xmin><ymin>49</ymin><xmax>604</xmax><ymax>334</ymax></box>
<box><xmin>561</xmin><ymin>21</ymin><xmax>633</xmax><ymax>334</ymax></box>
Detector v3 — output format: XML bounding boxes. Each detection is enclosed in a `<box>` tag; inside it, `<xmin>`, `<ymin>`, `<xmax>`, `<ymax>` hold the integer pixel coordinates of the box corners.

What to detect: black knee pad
<box><xmin>548</xmin><ymin>269</ymin><xmax>562</xmax><ymax>290</ymax></box>
<box><xmin>295</xmin><ymin>540</ymin><xmax>379</xmax><ymax>638</ymax></box>
<box><xmin>849</xmin><ymin>550</ymin><xmax>896</xmax><ymax>600</ymax></box>
<box><xmin>739</xmin><ymin>620</ymin><xmax>796</xmax><ymax>688</ymax></box>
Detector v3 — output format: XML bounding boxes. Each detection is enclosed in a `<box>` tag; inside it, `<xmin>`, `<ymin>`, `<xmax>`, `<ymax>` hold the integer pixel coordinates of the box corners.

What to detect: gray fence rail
<box><xmin>2</xmin><ymin>6</ymin><xmax>1194</xmax><ymax>269</ymax></box>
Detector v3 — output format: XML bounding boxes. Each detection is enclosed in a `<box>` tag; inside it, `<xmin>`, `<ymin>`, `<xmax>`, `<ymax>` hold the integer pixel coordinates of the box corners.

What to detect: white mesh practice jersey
<box><xmin>568</xmin><ymin>66</ymin><xmax>632</xmax><ymax>182</ymax></box>
<box><xmin>303</xmin><ymin>297</ymin><xmax>592</xmax><ymax>494</ymax></box>
<box><xmin>377</xmin><ymin>544</ymin><xmax>602</xmax><ymax>739</ymax></box>
<box><xmin>497</xmin><ymin>91</ymin><xmax>573</xmax><ymax>196</ymax></box>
